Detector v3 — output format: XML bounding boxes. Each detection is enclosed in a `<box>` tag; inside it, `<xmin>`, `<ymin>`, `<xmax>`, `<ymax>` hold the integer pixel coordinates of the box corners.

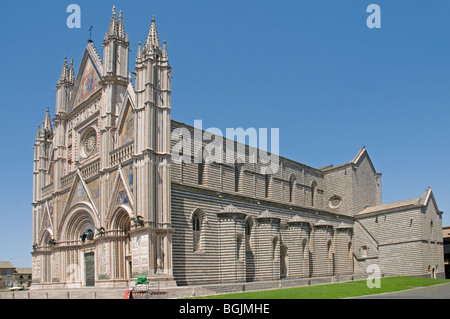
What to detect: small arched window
<box><xmin>193</xmin><ymin>215</ymin><xmax>200</xmax><ymax>231</ymax></box>
<box><xmin>192</xmin><ymin>210</ymin><xmax>202</xmax><ymax>252</ymax></box>
<box><xmin>236</xmin><ymin>234</ymin><xmax>243</xmax><ymax>260</ymax></box>
<box><xmin>234</xmin><ymin>160</ymin><xmax>243</xmax><ymax>193</ymax></box>
<box><xmin>311</xmin><ymin>180</ymin><xmax>317</xmax><ymax>207</ymax></box>
<box><xmin>272</xmin><ymin>237</ymin><xmax>278</xmax><ymax>260</ymax></box>
<box><xmin>302</xmin><ymin>238</ymin><xmax>308</xmax><ymax>259</ymax></box>
<box><xmin>198</xmin><ymin>162</ymin><xmax>205</xmax><ymax>185</ymax></box>
<box><xmin>327</xmin><ymin>240</ymin><xmax>333</xmax><ymax>259</ymax></box>
<box><xmin>197</xmin><ymin>148</ymin><xmax>206</xmax><ymax>185</ymax></box>
<box><xmin>361</xmin><ymin>245</ymin><xmax>368</xmax><ymax>258</ymax></box>
<box><xmin>348</xmin><ymin>241</ymin><xmax>352</xmax><ymax>260</ymax></box>
<box><xmin>264</xmin><ymin>168</ymin><xmax>272</xmax><ymax>199</ymax></box>
<box><xmin>280</xmin><ymin>245</ymin><xmax>288</xmax><ymax>279</ymax></box>
<box><xmin>245</xmin><ymin>218</ymin><xmax>253</xmax><ymax>252</ymax></box>
<box><xmin>235</xmin><ymin>165</ymin><xmax>240</xmax><ymax>192</ymax></box>
<box><xmin>289</xmin><ymin>174</ymin><xmax>296</xmax><ymax>203</ymax></box>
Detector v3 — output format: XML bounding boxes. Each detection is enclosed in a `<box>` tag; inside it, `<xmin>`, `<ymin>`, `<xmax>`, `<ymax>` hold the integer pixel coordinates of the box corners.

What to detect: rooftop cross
<box><xmin>88</xmin><ymin>25</ymin><xmax>94</xmax><ymax>42</ymax></box>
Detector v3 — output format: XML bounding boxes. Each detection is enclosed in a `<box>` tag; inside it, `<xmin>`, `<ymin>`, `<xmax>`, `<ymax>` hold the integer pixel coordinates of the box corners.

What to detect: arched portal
<box><xmin>40</xmin><ymin>230</ymin><xmax>53</xmax><ymax>283</ymax></box>
<box><xmin>110</xmin><ymin>207</ymin><xmax>132</xmax><ymax>280</ymax></box>
<box><xmin>59</xmin><ymin>204</ymin><xmax>98</xmax><ymax>287</ymax></box>
<box><xmin>60</xmin><ymin>205</ymin><xmax>98</xmax><ymax>243</ymax></box>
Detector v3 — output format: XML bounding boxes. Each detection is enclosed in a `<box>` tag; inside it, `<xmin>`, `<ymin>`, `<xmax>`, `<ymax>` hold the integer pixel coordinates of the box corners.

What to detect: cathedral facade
<box><xmin>31</xmin><ymin>8</ymin><xmax>445</xmax><ymax>289</ymax></box>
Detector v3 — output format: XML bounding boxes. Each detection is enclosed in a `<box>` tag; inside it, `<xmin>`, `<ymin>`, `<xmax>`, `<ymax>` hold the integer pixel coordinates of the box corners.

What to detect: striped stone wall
<box><xmin>169</xmin><ymin>121</ymin><xmax>444</xmax><ymax>285</ymax></box>
<box><xmin>354</xmin><ymin>194</ymin><xmax>445</xmax><ymax>278</ymax></box>
<box><xmin>334</xmin><ymin>227</ymin><xmax>353</xmax><ymax>275</ymax></box>
<box><xmin>170</xmin><ymin>184</ymin><xmax>357</xmax><ymax>285</ymax></box>
<box><xmin>284</xmin><ymin>218</ymin><xmax>311</xmax><ymax>279</ymax></box>
<box><xmin>310</xmin><ymin>223</ymin><xmax>334</xmax><ymax>277</ymax></box>
<box><xmin>170</xmin><ymin>121</ymin><xmax>326</xmax><ymax>211</ymax></box>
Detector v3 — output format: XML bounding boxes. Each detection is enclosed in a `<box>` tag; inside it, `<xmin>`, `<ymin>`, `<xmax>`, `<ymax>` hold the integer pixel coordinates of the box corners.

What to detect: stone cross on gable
<box><xmin>88</xmin><ymin>25</ymin><xmax>94</xmax><ymax>42</ymax></box>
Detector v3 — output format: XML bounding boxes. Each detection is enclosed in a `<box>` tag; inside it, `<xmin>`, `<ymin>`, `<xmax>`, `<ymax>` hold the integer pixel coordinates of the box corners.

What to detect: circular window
<box><xmin>328</xmin><ymin>195</ymin><xmax>342</xmax><ymax>209</ymax></box>
<box><xmin>82</xmin><ymin>130</ymin><xmax>97</xmax><ymax>158</ymax></box>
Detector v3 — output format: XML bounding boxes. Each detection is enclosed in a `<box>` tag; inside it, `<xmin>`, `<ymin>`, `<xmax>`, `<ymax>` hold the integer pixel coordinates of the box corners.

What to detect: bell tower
<box><xmin>100</xmin><ymin>6</ymin><xmax>130</xmax><ymax>169</ymax></box>
<box><xmin>133</xmin><ymin>15</ymin><xmax>174</xmax><ymax>283</ymax></box>
<box><xmin>103</xmin><ymin>6</ymin><xmax>129</xmax><ymax>80</ymax></box>
<box><xmin>54</xmin><ymin>57</ymin><xmax>75</xmax><ymax>187</ymax></box>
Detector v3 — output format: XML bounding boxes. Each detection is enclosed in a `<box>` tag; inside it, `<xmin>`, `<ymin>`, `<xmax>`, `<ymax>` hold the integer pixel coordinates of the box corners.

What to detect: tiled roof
<box><xmin>357</xmin><ymin>189</ymin><xmax>432</xmax><ymax>216</ymax></box>
<box><xmin>0</xmin><ymin>261</ymin><xmax>15</xmax><ymax>269</ymax></box>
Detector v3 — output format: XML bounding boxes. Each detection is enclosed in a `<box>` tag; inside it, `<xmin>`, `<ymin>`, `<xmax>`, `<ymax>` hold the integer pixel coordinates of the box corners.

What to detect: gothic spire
<box><xmin>68</xmin><ymin>59</ymin><xmax>75</xmax><ymax>84</ymax></box>
<box><xmin>136</xmin><ymin>42</ymin><xmax>143</xmax><ymax>62</ymax></box>
<box><xmin>162</xmin><ymin>40</ymin><xmax>168</xmax><ymax>60</ymax></box>
<box><xmin>117</xmin><ymin>10</ymin><xmax>126</xmax><ymax>40</ymax></box>
<box><xmin>42</xmin><ymin>107</ymin><xmax>52</xmax><ymax>134</ymax></box>
<box><xmin>145</xmin><ymin>16</ymin><xmax>160</xmax><ymax>51</ymax></box>
<box><xmin>58</xmin><ymin>57</ymin><xmax>68</xmax><ymax>84</ymax></box>
<box><xmin>35</xmin><ymin>126</ymin><xmax>41</xmax><ymax>141</ymax></box>
<box><xmin>108</xmin><ymin>5</ymin><xmax>117</xmax><ymax>37</ymax></box>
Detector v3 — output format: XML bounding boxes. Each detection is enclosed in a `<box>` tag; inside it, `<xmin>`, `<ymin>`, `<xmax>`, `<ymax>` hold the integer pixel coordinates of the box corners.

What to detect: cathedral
<box><xmin>31</xmin><ymin>7</ymin><xmax>445</xmax><ymax>289</ymax></box>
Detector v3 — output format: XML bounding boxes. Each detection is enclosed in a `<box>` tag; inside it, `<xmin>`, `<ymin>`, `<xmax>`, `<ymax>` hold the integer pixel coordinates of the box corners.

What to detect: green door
<box><xmin>85</xmin><ymin>252</ymin><xmax>95</xmax><ymax>287</ymax></box>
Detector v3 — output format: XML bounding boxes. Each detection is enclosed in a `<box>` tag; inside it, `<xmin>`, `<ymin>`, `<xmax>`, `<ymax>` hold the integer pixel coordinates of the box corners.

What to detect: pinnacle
<box><xmin>106</xmin><ymin>6</ymin><xmax>127</xmax><ymax>41</ymax></box>
<box><xmin>136</xmin><ymin>42</ymin><xmax>143</xmax><ymax>61</ymax></box>
<box><xmin>58</xmin><ymin>57</ymin><xmax>68</xmax><ymax>84</ymax></box>
<box><xmin>57</xmin><ymin>56</ymin><xmax>76</xmax><ymax>86</ymax></box>
<box><xmin>117</xmin><ymin>10</ymin><xmax>126</xmax><ymax>40</ymax></box>
<box><xmin>162</xmin><ymin>40</ymin><xmax>168</xmax><ymax>59</ymax></box>
<box><xmin>43</xmin><ymin>107</ymin><xmax>52</xmax><ymax>133</ymax></box>
<box><xmin>107</xmin><ymin>5</ymin><xmax>117</xmax><ymax>37</ymax></box>
<box><xmin>68</xmin><ymin>59</ymin><xmax>75</xmax><ymax>84</ymax></box>
<box><xmin>145</xmin><ymin>15</ymin><xmax>160</xmax><ymax>50</ymax></box>
<box><xmin>35</xmin><ymin>126</ymin><xmax>41</xmax><ymax>140</ymax></box>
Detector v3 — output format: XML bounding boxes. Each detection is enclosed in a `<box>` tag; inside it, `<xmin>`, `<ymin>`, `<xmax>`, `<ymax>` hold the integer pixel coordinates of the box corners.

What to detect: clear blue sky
<box><xmin>1</xmin><ymin>0</ymin><xmax>450</xmax><ymax>267</ymax></box>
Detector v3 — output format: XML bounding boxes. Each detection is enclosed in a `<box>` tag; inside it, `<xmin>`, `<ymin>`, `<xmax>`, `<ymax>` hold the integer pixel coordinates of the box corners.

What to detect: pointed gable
<box><xmin>319</xmin><ymin>146</ymin><xmax>379</xmax><ymax>175</ymax></box>
<box><xmin>73</xmin><ymin>56</ymin><xmax>101</xmax><ymax>107</ymax></box>
<box><xmin>106</xmin><ymin>166</ymin><xmax>134</xmax><ymax>222</ymax></box>
<box><xmin>70</xmin><ymin>43</ymin><xmax>103</xmax><ymax>110</ymax></box>
<box><xmin>419</xmin><ymin>188</ymin><xmax>442</xmax><ymax>217</ymax></box>
<box><xmin>70</xmin><ymin>178</ymin><xmax>89</xmax><ymax>206</ymax></box>
<box><xmin>350</xmin><ymin>146</ymin><xmax>377</xmax><ymax>174</ymax></box>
